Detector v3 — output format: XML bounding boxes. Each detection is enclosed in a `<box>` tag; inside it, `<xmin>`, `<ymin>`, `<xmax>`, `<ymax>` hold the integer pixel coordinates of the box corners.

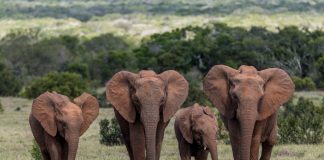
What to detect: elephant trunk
<box><xmin>67</xmin><ymin>133</ymin><xmax>80</xmax><ymax>160</ymax></box>
<box><xmin>238</xmin><ymin>103</ymin><xmax>257</xmax><ymax>160</ymax></box>
<box><xmin>141</xmin><ymin>104</ymin><xmax>159</xmax><ymax>160</ymax></box>
<box><xmin>207</xmin><ymin>140</ymin><xmax>218</xmax><ymax>160</ymax></box>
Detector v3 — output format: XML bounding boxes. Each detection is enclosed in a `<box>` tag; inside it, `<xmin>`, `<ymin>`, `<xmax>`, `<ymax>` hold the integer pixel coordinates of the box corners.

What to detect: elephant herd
<box><xmin>29</xmin><ymin>65</ymin><xmax>295</xmax><ymax>160</ymax></box>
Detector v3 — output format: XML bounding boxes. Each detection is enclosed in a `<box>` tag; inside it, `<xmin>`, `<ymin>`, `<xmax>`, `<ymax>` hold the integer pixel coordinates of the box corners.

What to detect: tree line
<box><xmin>0</xmin><ymin>23</ymin><xmax>323</xmax><ymax>101</ymax></box>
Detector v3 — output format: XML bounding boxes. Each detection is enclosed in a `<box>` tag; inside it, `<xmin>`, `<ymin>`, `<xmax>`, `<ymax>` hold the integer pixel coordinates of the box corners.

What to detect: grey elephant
<box><xmin>175</xmin><ymin>103</ymin><xmax>218</xmax><ymax>160</ymax></box>
<box><xmin>106</xmin><ymin>70</ymin><xmax>189</xmax><ymax>160</ymax></box>
<box><xmin>29</xmin><ymin>92</ymin><xmax>99</xmax><ymax>160</ymax></box>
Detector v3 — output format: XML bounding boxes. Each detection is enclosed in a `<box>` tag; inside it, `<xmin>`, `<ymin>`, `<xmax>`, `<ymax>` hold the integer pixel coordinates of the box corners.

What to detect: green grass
<box><xmin>0</xmin><ymin>92</ymin><xmax>323</xmax><ymax>159</ymax></box>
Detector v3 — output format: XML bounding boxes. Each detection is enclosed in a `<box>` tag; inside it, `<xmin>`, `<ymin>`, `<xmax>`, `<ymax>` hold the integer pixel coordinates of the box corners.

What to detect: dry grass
<box><xmin>0</xmin><ymin>92</ymin><xmax>323</xmax><ymax>159</ymax></box>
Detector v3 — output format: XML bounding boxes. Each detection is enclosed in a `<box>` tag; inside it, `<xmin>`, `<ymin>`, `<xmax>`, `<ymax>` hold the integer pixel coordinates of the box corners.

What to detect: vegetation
<box><xmin>23</xmin><ymin>72</ymin><xmax>89</xmax><ymax>99</ymax></box>
<box><xmin>99</xmin><ymin>117</ymin><xmax>124</xmax><ymax>146</ymax></box>
<box><xmin>30</xmin><ymin>140</ymin><xmax>41</xmax><ymax>160</ymax></box>
<box><xmin>278</xmin><ymin>97</ymin><xmax>324</xmax><ymax>144</ymax></box>
<box><xmin>0</xmin><ymin>100</ymin><xmax>3</xmax><ymax>113</ymax></box>
<box><xmin>0</xmin><ymin>63</ymin><xmax>22</xmax><ymax>96</ymax></box>
<box><xmin>293</xmin><ymin>77</ymin><xmax>316</xmax><ymax>91</ymax></box>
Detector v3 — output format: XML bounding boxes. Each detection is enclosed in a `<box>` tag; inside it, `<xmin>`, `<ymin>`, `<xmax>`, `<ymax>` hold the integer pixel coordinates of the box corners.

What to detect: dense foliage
<box><xmin>99</xmin><ymin>117</ymin><xmax>124</xmax><ymax>146</ymax></box>
<box><xmin>278</xmin><ymin>97</ymin><xmax>324</xmax><ymax>144</ymax></box>
<box><xmin>0</xmin><ymin>63</ymin><xmax>22</xmax><ymax>96</ymax></box>
<box><xmin>23</xmin><ymin>72</ymin><xmax>88</xmax><ymax>99</ymax></box>
<box><xmin>0</xmin><ymin>23</ymin><xmax>322</xmax><ymax>99</ymax></box>
<box><xmin>293</xmin><ymin>76</ymin><xmax>316</xmax><ymax>91</ymax></box>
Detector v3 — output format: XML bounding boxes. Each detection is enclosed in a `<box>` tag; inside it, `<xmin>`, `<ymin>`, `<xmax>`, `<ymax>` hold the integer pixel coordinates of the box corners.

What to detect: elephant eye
<box><xmin>133</xmin><ymin>95</ymin><xmax>140</xmax><ymax>105</ymax></box>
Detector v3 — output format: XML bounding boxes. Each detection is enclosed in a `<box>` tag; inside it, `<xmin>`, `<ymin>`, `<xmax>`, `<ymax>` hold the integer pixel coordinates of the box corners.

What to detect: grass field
<box><xmin>0</xmin><ymin>92</ymin><xmax>323</xmax><ymax>160</ymax></box>
<box><xmin>0</xmin><ymin>12</ymin><xmax>323</xmax><ymax>43</ymax></box>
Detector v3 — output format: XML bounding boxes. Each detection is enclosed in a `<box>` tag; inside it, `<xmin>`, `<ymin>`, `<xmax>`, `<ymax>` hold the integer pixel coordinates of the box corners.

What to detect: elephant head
<box><xmin>178</xmin><ymin>103</ymin><xmax>218</xmax><ymax>160</ymax></box>
<box><xmin>203</xmin><ymin>65</ymin><xmax>294</xmax><ymax>160</ymax></box>
<box><xmin>31</xmin><ymin>92</ymin><xmax>99</xmax><ymax>160</ymax></box>
<box><xmin>106</xmin><ymin>70</ymin><xmax>188</xmax><ymax>160</ymax></box>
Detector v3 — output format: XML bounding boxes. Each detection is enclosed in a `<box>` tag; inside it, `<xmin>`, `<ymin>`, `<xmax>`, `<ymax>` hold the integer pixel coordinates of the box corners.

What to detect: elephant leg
<box><xmin>227</xmin><ymin>119</ymin><xmax>240</xmax><ymax>160</ymax></box>
<box><xmin>44</xmin><ymin>133</ymin><xmax>62</xmax><ymax>160</ymax></box>
<box><xmin>260</xmin><ymin>141</ymin><xmax>274</xmax><ymax>160</ymax></box>
<box><xmin>30</xmin><ymin>115</ymin><xmax>50</xmax><ymax>160</ymax></box>
<box><xmin>260</xmin><ymin>125</ymin><xmax>277</xmax><ymax>160</ymax></box>
<box><xmin>156</xmin><ymin>120</ymin><xmax>170</xmax><ymax>159</ymax></box>
<box><xmin>250</xmin><ymin>121</ymin><xmax>264</xmax><ymax>160</ymax></box>
<box><xmin>179</xmin><ymin>138</ymin><xmax>191</xmax><ymax>160</ymax></box>
<box><xmin>114</xmin><ymin>111</ymin><xmax>134</xmax><ymax>159</ymax></box>
<box><xmin>195</xmin><ymin>150</ymin><xmax>208</xmax><ymax>160</ymax></box>
<box><xmin>130</xmin><ymin>121</ymin><xmax>145</xmax><ymax>160</ymax></box>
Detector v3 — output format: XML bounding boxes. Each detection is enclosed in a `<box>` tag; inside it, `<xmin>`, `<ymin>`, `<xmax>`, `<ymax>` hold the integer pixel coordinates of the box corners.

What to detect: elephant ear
<box><xmin>203</xmin><ymin>65</ymin><xmax>239</xmax><ymax>118</ymax></box>
<box><xmin>159</xmin><ymin>70</ymin><xmax>189</xmax><ymax>122</ymax></box>
<box><xmin>203</xmin><ymin>106</ymin><xmax>215</xmax><ymax>119</ymax></box>
<box><xmin>32</xmin><ymin>92</ymin><xmax>63</xmax><ymax>137</ymax></box>
<box><xmin>177</xmin><ymin>108</ymin><xmax>193</xmax><ymax>144</ymax></box>
<box><xmin>73</xmin><ymin>92</ymin><xmax>99</xmax><ymax>136</ymax></box>
<box><xmin>258</xmin><ymin>68</ymin><xmax>295</xmax><ymax>120</ymax></box>
<box><xmin>106</xmin><ymin>71</ymin><xmax>138</xmax><ymax>123</ymax></box>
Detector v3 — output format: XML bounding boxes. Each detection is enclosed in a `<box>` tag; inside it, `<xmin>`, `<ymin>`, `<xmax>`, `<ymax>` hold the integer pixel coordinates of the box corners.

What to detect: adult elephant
<box><xmin>203</xmin><ymin>65</ymin><xmax>294</xmax><ymax>160</ymax></box>
<box><xmin>29</xmin><ymin>92</ymin><xmax>99</xmax><ymax>160</ymax></box>
<box><xmin>106</xmin><ymin>70</ymin><xmax>188</xmax><ymax>160</ymax></box>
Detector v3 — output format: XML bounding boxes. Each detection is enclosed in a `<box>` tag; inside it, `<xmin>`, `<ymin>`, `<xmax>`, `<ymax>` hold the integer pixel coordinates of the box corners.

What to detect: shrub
<box><xmin>292</xmin><ymin>76</ymin><xmax>316</xmax><ymax>91</ymax></box>
<box><xmin>99</xmin><ymin>117</ymin><xmax>124</xmax><ymax>146</ymax></box>
<box><xmin>30</xmin><ymin>140</ymin><xmax>42</xmax><ymax>160</ymax></box>
<box><xmin>65</xmin><ymin>62</ymin><xmax>90</xmax><ymax>79</ymax></box>
<box><xmin>0</xmin><ymin>101</ymin><xmax>3</xmax><ymax>114</ymax></box>
<box><xmin>278</xmin><ymin>97</ymin><xmax>324</xmax><ymax>144</ymax></box>
<box><xmin>216</xmin><ymin>112</ymin><xmax>230</xmax><ymax>144</ymax></box>
<box><xmin>0</xmin><ymin>63</ymin><xmax>22</xmax><ymax>96</ymax></box>
<box><xmin>23</xmin><ymin>72</ymin><xmax>88</xmax><ymax>99</ymax></box>
<box><xmin>96</xmin><ymin>92</ymin><xmax>111</xmax><ymax>108</ymax></box>
<box><xmin>183</xmin><ymin>71</ymin><xmax>209</xmax><ymax>106</ymax></box>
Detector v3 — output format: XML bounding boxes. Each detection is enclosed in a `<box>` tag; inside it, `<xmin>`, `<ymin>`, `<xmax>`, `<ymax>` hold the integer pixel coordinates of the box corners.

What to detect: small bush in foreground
<box><xmin>278</xmin><ymin>97</ymin><xmax>324</xmax><ymax>144</ymax></box>
<box><xmin>99</xmin><ymin>117</ymin><xmax>124</xmax><ymax>146</ymax></box>
<box><xmin>0</xmin><ymin>101</ymin><xmax>3</xmax><ymax>113</ymax></box>
<box><xmin>30</xmin><ymin>140</ymin><xmax>41</xmax><ymax>160</ymax></box>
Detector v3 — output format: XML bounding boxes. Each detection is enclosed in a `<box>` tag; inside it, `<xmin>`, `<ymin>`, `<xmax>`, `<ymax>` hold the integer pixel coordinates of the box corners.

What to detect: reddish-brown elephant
<box><xmin>203</xmin><ymin>65</ymin><xmax>294</xmax><ymax>160</ymax></box>
<box><xmin>29</xmin><ymin>92</ymin><xmax>99</xmax><ymax>160</ymax></box>
<box><xmin>174</xmin><ymin>103</ymin><xmax>218</xmax><ymax>160</ymax></box>
<box><xmin>106</xmin><ymin>70</ymin><xmax>188</xmax><ymax>160</ymax></box>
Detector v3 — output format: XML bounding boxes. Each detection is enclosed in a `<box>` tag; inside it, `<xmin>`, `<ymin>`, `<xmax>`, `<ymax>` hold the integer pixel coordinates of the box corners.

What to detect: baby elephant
<box><xmin>175</xmin><ymin>103</ymin><xmax>218</xmax><ymax>160</ymax></box>
<box><xmin>29</xmin><ymin>91</ymin><xmax>99</xmax><ymax>160</ymax></box>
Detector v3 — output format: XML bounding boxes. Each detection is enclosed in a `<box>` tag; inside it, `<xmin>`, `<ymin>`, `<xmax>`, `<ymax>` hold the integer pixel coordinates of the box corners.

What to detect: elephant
<box><xmin>29</xmin><ymin>91</ymin><xmax>99</xmax><ymax>160</ymax></box>
<box><xmin>174</xmin><ymin>103</ymin><xmax>218</xmax><ymax>160</ymax></box>
<box><xmin>203</xmin><ymin>65</ymin><xmax>294</xmax><ymax>160</ymax></box>
<box><xmin>106</xmin><ymin>70</ymin><xmax>189</xmax><ymax>160</ymax></box>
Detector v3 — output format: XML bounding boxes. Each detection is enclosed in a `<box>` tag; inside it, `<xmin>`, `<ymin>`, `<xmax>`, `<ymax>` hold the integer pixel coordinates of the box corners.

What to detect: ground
<box><xmin>0</xmin><ymin>92</ymin><xmax>323</xmax><ymax>160</ymax></box>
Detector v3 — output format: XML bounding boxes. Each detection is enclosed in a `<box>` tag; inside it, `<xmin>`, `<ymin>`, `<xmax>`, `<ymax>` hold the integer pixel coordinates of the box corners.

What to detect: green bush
<box><xmin>0</xmin><ymin>63</ymin><xmax>22</xmax><ymax>96</ymax></box>
<box><xmin>23</xmin><ymin>72</ymin><xmax>89</xmax><ymax>99</ymax></box>
<box><xmin>183</xmin><ymin>71</ymin><xmax>209</xmax><ymax>106</ymax></box>
<box><xmin>292</xmin><ymin>76</ymin><xmax>316</xmax><ymax>91</ymax></box>
<box><xmin>65</xmin><ymin>62</ymin><xmax>90</xmax><ymax>79</ymax></box>
<box><xmin>278</xmin><ymin>97</ymin><xmax>324</xmax><ymax>144</ymax></box>
<box><xmin>0</xmin><ymin>101</ymin><xmax>3</xmax><ymax>114</ymax></box>
<box><xmin>99</xmin><ymin>117</ymin><xmax>124</xmax><ymax>146</ymax></box>
<box><xmin>96</xmin><ymin>92</ymin><xmax>111</xmax><ymax>108</ymax></box>
<box><xmin>216</xmin><ymin>113</ymin><xmax>230</xmax><ymax>144</ymax></box>
<box><xmin>30</xmin><ymin>140</ymin><xmax>42</xmax><ymax>160</ymax></box>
